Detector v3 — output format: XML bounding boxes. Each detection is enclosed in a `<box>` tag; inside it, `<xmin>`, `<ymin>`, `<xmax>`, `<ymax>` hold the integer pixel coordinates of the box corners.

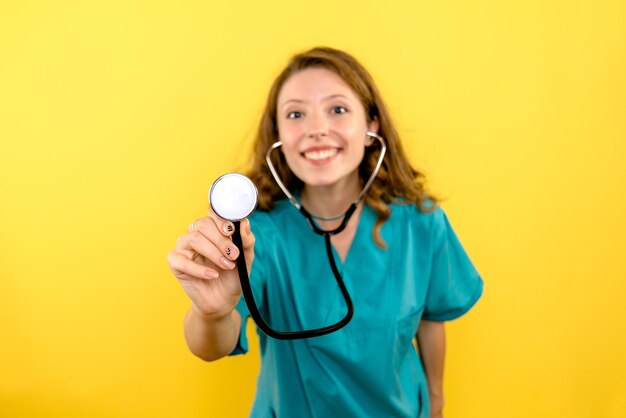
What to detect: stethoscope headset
<box><xmin>209</xmin><ymin>132</ymin><xmax>386</xmax><ymax>340</ymax></box>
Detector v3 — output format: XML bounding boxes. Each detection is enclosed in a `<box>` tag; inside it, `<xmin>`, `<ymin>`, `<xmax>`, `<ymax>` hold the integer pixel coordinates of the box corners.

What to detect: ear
<box><xmin>365</xmin><ymin>116</ymin><xmax>380</xmax><ymax>146</ymax></box>
<box><xmin>368</xmin><ymin>116</ymin><xmax>380</xmax><ymax>134</ymax></box>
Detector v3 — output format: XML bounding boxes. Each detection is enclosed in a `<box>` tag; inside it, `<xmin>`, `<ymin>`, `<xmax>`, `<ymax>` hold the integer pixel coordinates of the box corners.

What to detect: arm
<box><xmin>168</xmin><ymin>213</ymin><xmax>255</xmax><ymax>362</ymax></box>
<box><xmin>183</xmin><ymin>306</ymin><xmax>242</xmax><ymax>362</ymax></box>
<box><xmin>416</xmin><ymin>320</ymin><xmax>446</xmax><ymax>418</ymax></box>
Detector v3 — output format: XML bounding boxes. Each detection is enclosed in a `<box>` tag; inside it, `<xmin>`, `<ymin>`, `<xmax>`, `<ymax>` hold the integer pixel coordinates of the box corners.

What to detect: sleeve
<box><xmin>421</xmin><ymin>208</ymin><xmax>484</xmax><ymax>322</ymax></box>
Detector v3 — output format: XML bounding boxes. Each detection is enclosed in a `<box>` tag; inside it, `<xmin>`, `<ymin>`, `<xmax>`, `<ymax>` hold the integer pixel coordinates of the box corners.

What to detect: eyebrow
<box><xmin>280</xmin><ymin>94</ymin><xmax>350</xmax><ymax>109</ymax></box>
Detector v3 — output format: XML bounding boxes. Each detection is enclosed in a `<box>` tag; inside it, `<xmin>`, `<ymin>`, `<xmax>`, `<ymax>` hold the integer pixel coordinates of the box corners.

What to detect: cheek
<box><xmin>353</xmin><ymin>146</ymin><xmax>366</xmax><ymax>165</ymax></box>
<box><xmin>277</xmin><ymin>125</ymin><xmax>304</xmax><ymax>159</ymax></box>
<box><xmin>277</xmin><ymin>121</ymin><xmax>302</xmax><ymax>141</ymax></box>
<box><xmin>336</xmin><ymin>115</ymin><xmax>366</xmax><ymax>138</ymax></box>
<box><xmin>278</xmin><ymin>129</ymin><xmax>298</xmax><ymax>154</ymax></box>
<box><xmin>281</xmin><ymin>147</ymin><xmax>299</xmax><ymax>164</ymax></box>
<box><xmin>277</xmin><ymin>134</ymin><xmax>300</xmax><ymax>167</ymax></box>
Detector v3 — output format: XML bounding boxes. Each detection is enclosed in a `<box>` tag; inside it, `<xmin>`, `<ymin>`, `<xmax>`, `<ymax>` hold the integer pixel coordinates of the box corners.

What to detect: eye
<box><xmin>287</xmin><ymin>111</ymin><xmax>303</xmax><ymax>119</ymax></box>
<box><xmin>331</xmin><ymin>106</ymin><xmax>347</xmax><ymax>114</ymax></box>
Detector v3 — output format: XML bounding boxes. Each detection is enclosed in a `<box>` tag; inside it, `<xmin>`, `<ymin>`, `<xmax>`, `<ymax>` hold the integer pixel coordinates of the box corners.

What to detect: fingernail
<box><xmin>205</xmin><ymin>269</ymin><xmax>219</xmax><ymax>279</ymax></box>
<box><xmin>223</xmin><ymin>224</ymin><xmax>234</xmax><ymax>234</ymax></box>
<box><xmin>226</xmin><ymin>246</ymin><xmax>239</xmax><ymax>260</ymax></box>
<box><xmin>220</xmin><ymin>257</ymin><xmax>235</xmax><ymax>269</ymax></box>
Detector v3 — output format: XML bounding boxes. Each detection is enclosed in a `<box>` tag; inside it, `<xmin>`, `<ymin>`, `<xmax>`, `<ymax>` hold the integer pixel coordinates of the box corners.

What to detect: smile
<box><xmin>302</xmin><ymin>147</ymin><xmax>339</xmax><ymax>161</ymax></box>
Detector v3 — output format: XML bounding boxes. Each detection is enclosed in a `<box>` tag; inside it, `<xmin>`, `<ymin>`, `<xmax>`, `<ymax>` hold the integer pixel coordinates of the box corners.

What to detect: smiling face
<box><xmin>276</xmin><ymin>67</ymin><xmax>379</xmax><ymax>191</ymax></box>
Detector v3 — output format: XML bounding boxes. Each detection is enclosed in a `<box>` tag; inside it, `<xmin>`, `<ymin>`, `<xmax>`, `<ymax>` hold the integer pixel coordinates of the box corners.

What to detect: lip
<box><xmin>300</xmin><ymin>145</ymin><xmax>341</xmax><ymax>165</ymax></box>
<box><xmin>300</xmin><ymin>145</ymin><xmax>340</xmax><ymax>153</ymax></box>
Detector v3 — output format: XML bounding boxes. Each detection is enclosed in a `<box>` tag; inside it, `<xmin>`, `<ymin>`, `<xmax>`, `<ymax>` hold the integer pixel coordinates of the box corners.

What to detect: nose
<box><xmin>306</xmin><ymin>110</ymin><xmax>328</xmax><ymax>139</ymax></box>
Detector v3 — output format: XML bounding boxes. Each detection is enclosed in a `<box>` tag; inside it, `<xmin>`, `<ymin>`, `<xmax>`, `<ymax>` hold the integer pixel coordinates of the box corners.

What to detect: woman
<box><xmin>167</xmin><ymin>47</ymin><xmax>483</xmax><ymax>418</ymax></box>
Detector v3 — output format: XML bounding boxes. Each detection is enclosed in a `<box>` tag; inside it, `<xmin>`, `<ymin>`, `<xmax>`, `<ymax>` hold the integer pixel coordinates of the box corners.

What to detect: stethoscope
<box><xmin>209</xmin><ymin>132</ymin><xmax>386</xmax><ymax>340</ymax></box>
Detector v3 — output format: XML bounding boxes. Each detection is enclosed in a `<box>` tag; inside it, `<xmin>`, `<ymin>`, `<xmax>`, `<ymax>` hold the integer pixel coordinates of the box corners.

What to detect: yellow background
<box><xmin>1</xmin><ymin>1</ymin><xmax>625</xmax><ymax>417</ymax></box>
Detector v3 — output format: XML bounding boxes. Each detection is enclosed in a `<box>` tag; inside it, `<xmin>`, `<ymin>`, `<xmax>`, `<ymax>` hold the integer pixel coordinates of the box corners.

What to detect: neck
<box><xmin>300</xmin><ymin>177</ymin><xmax>362</xmax><ymax>220</ymax></box>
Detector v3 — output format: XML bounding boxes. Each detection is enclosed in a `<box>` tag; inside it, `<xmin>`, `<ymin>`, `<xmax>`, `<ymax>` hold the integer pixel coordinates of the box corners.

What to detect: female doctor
<box><xmin>167</xmin><ymin>47</ymin><xmax>483</xmax><ymax>418</ymax></box>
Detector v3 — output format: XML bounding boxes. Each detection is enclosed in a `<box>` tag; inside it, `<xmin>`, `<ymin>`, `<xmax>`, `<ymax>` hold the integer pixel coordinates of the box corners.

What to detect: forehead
<box><xmin>277</xmin><ymin>67</ymin><xmax>358</xmax><ymax>104</ymax></box>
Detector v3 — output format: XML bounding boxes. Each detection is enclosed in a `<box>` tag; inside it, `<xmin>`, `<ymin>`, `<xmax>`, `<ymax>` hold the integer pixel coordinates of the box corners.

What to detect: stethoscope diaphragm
<box><xmin>209</xmin><ymin>173</ymin><xmax>258</xmax><ymax>221</ymax></box>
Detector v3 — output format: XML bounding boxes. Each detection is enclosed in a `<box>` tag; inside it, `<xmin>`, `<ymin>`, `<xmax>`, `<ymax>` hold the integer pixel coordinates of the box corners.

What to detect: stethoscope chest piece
<box><xmin>209</xmin><ymin>173</ymin><xmax>258</xmax><ymax>221</ymax></box>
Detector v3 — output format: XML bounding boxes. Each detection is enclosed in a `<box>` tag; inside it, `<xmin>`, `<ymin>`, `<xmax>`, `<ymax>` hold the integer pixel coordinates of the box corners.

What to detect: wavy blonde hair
<box><xmin>246</xmin><ymin>47</ymin><xmax>437</xmax><ymax>247</ymax></box>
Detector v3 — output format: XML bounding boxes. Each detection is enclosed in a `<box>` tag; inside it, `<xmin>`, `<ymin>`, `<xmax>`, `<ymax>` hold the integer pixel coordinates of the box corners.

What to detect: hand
<box><xmin>166</xmin><ymin>208</ymin><xmax>255</xmax><ymax>320</ymax></box>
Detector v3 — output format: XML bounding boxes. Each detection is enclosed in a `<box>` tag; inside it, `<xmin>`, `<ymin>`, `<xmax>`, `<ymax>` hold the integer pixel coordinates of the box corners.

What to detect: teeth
<box><xmin>304</xmin><ymin>149</ymin><xmax>337</xmax><ymax>160</ymax></box>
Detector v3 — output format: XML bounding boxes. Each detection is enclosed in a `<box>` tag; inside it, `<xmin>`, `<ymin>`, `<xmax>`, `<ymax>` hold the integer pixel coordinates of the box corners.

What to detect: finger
<box><xmin>187</xmin><ymin>226</ymin><xmax>239</xmax><ymax>270</ymax></box>
<box><xmin>167</xmin><ymin>251</ymin><xmax>220</xmax><ymax>280</ymax></box>
<box><xmin>240</xmin><ymin>218</ymin><xmax>255</xmax><ymax>250</ymax></box>
<box><xmin>177</xmin><ymin>218</ymin><xmax>239</xmax><ymax>265</ymax></box>
<box><xmin>192</xmin><ymin>217</ymin><xmax>238</xmax><ymax>260</ymax></box>
<box><xmin>207</xmin><ymin>206</ymin><xmax>236</xmax><ymax>237</ymax></box>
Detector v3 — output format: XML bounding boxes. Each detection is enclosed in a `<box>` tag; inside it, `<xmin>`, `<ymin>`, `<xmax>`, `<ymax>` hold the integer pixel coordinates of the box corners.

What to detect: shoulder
<box><xmin>387</xmin><ymin>198</ymin><xmax>446</xmax><ymax>236</ymax></box>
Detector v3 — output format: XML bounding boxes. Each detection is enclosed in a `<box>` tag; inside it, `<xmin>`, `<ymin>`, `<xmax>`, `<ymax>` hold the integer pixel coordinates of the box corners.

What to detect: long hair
<box><xmin>246</xmin><ymin>47</ymin><xmax>437</xmax><ymax>247</ymax></box>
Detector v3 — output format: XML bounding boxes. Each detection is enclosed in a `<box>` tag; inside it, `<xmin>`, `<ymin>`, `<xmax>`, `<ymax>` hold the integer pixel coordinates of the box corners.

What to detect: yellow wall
<box><xmin>1</xmin><ymin>1</ymin><xmax>625</xmax><ymax>417</ymax></box>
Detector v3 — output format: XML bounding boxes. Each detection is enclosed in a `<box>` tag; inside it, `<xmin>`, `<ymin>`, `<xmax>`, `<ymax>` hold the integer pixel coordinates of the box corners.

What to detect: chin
<box><xmin>301</xmin><ymin>171</ymin><xmax>359</xmax><ymax>190</ymax></box>
<box><xmin>300</xmin><ymin>176</ymin><xmax>338</xmax><ymax>187</ymax></box>
<box><xmin>289</xmin><ymin>161</ymin><xmax>360</xmax><ymax>189</ymax></box>
<box><xmin>289</xmin><ymin>169</ymin><xmax>334</xmax><ymax>187</ymax></box>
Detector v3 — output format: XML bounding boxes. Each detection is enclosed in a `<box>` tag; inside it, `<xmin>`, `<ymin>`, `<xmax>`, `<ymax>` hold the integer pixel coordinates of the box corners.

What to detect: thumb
<box><xmin>240</xmin><ymin>219</ymin><xmax>255</xmax><ymax>250</ymax></box>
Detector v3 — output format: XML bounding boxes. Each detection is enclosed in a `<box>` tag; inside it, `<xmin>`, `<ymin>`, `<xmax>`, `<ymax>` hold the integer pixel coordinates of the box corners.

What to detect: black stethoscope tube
<box><xmin>232</xmin><ymin>220</ymin><xmax>354</xmax><ymax>340</ymax></box>
<box><xmin>223</xmin><ymin>133</ymin><xmax>385</xmax><ymax>340</ymax></box>
<box><xmin>299</xmin><ymin>203</ymin><xmax>357</xmax><ymax>236</ymax></box>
